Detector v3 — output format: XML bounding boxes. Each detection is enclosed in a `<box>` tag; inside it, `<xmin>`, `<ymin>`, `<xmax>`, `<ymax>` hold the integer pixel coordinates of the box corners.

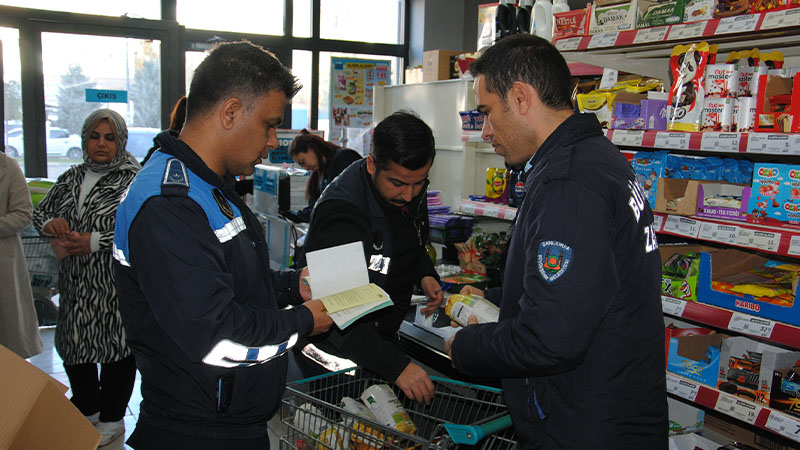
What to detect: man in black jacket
<box><xmin>445</xmin><ymin>34</ymin><xmax>668</xmax><ymax>448</ymax></box>
<box><xmin>300</xmin><ymin>111</ymin><xmax>443</xmax><ymax>404</ymax></box>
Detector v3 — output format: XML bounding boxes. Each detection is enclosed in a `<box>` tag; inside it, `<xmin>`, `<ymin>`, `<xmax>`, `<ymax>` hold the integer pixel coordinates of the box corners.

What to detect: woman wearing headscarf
<box><xmin>0</xmin><ymin>150</ymin><xmax>42</xmax><ymax>359</ymax></box>
<box><xmin>32</xmin><ymin>109</ymin><xmax>139</xmax><ymax>446</ymax></box>
<box><xmin>287</xmin><ymin>130</ymin><xmax>361</xmax><ymax>222</ymax></box>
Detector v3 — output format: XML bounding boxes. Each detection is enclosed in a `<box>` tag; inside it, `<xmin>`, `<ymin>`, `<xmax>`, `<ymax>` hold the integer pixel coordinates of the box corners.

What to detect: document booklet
<box><xmin>305</xmin><ymin>241</ymin><xmax>393</xmax><ymax>329</ymax></box>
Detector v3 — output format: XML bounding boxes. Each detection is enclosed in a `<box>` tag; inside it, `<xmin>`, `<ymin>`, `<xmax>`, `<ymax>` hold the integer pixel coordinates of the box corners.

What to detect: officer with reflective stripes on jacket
<box><xmin>113</xmin><ymin>42</ymin><xmax>332</xmax><ymax>450</ymax></box>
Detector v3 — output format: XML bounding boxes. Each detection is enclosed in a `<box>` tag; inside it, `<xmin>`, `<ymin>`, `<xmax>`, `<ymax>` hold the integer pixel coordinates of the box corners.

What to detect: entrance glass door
<box><xmin>41</xmin><ymin>33</ymin><xmax>161</xmax><ymax>178</ymax></box>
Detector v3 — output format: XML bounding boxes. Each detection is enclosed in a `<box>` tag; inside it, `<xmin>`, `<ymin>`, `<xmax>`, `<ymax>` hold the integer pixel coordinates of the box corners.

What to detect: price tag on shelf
<box><xmin>668</xmin><ymin>21</ymin><xmax>706</xmax><ymax>40</ymax></box>
<box><xmin>765</xmin><ymin>411</ymin><xmax>800</xmax><ymax>443</ymax></box>
<box><xmin>555</xmin><ymin>37</ymin><xmax>582</xmax><ymax>51</ymax></box>
<box><xmin>459</xmin><ymin>202</ymin><xmax>477</xmax><ymax>215</ymax></box>
<box><xmin>655</xmin><ymin>132</ymin><xmax>691</xmax><ymax>149</ymax></box>
<box><xmin>747</xmin><ymin>133</ymin><xmax>799</xmax><ymax>155</ymax></box>
<box><xmin>760</xmin><ymin>8</ymin><xmax>800</xmax><ymax>30</ymax></box>
<box><xmin>735</xmin><ymin>229</ymin><xmax>780</xmax><ymax>253</ymax></box>
<box><xmin>715</xmin><ymin>393</ymin><xmax>759</xmax><ymax>425</ymax></box>
<box><xmin>611</xmin><ymin>130</ymin><xmax>645</xmax><ymax>147</ymax></box>
<box><xmin>653</xmin><ymin>214</ymin><xmax>664</xmax><ymax>231</ymax></box>
<box><xmin>728</xmin><ymin>312</ymin><xmax>775</xmax><ymax>338</ymax></box>
<box><xmin>661</xmin><ymin>296</ymin><xmax>687</xmax><ymax>317</ymax></box>
<box><xmin>666</xmin><ymin>373</ymin><xmax>699</xmax><ymax>402</ymax></box>
<box><xmin>483</xmin><ymin>205</ymin><xmax>501</xmax><ymax>218</ymax></box>
<box><xmin>716</xmin><ymin>14</ymin><xmax>760</xmax><ymax>35</ymax></box>
<box><xmin>700</xmin><ymin>132</ymin><xmax>741</xmax><ymax>152</ymax></box>
<box><xmin>698</xmin><ymin>223</ymin><xmax>739</xmax><ymax>245</ymax></box>
<box><xmin>789</xmin><ymin>235</ymin><xmax>800</xmax><ymax>256</ymax></box>
<box><xmin>587</xmin><ymin>32</ymin><xmax>620</xmax><ymax>49</ymax></box>
<box><xmin>633</xmin><ymin>26</ymin><xmax>669</xmax><ymax>44</ymax></box>
<box><xmin>663</xmin><ymin>215</ymin><xmax>700</xmax><ymax>238</ymax></box>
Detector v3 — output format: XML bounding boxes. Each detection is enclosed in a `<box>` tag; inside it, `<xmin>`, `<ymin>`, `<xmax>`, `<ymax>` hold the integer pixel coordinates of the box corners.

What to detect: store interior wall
<box><xmin>408</xmin><ymin>0</ymin><xmax>480</xmax><ymax>67</ymax></box>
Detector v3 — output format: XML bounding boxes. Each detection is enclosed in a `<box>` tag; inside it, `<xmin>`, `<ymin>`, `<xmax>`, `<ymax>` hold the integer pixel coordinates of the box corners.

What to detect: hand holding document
<box><xmin>306</xmin><ymin>242</ymin><xmax>393</xmax><ymax>329</ymax></box>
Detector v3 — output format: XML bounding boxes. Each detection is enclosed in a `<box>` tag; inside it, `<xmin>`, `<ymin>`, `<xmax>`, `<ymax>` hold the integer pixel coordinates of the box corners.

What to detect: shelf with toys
<box><xmin>665</xmin><ymin>372</ymin><xmax>800</xmax><ymax>444</ymax></box>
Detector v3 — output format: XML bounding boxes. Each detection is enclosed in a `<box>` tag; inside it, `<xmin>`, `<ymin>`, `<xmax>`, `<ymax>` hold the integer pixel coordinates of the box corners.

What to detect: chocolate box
<box><xmin>754</xmin><ymin>73</ymin><xmax>800</xmax><ymax>133</ymax></box>
<box><xmin>635</xmin><ymin>0</ymin><xmax>686</xmax><ymax>28</ymax></box>
<box><xmin>667</xmin><ymin>333</ymin><xmax>727</xmax><ymax>387</ymax></box>
<box><xmin>696</xmin><ymin>182</ymin><xmax>751</xmax><ymax>222</ymax></box>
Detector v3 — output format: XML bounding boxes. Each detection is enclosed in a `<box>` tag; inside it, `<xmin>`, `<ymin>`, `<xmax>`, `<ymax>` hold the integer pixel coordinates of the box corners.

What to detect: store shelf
<box><xmin>555</xmin><ymin>9</ymin><xmax>800</xmax><ymax>81</ymax></box>
<box><xmin>653</xmin><ymin>212</ymin><xmax>800</xmax><ymax>257</ymax></box>
<box><xmin>661</xmin><ymin>295</ymin><xmax>800</xmax><ymax>348</ymax></box>
<box><xmin>459</xmin><ymin>199</ymin><xmax>517</xmax><ymax>221</ymax></box>
<box><xmin>666</xmin><ymin>372</ymin><xmax>800</xmax><ymax>444</ymax></box>
<box><xmin>604</xmin><ymin>129</ymin><xmax>800</xmax><ymax>155</ymax></box>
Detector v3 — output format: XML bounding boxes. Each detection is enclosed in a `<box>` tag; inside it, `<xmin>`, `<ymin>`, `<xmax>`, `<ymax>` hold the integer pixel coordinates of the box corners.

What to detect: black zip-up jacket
<box><xmin>113</xmin><ymin>131</ymin><xmax>313</xmax><ymax>447</ymax></box>
<box><xmin>451</xmin><ymin>114</ymin><xmax>668</xmax><ymax>449</ymax></box>
<box><xmin>300</xmin><ymin>159</ymin><xmax>438</xmax><ymax>382</ymax></box>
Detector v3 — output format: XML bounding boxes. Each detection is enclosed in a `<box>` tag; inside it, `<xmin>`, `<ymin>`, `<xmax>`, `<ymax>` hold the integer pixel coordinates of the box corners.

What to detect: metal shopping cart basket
<box><xmin>280</xmin><ymin>367</ymin><xmax>517</xmax><ymax>450</ymax></box>
<box><xmin>21</xmin><ymin>235</ymin><xmax>59</xmax><ymax>326</ymax></box>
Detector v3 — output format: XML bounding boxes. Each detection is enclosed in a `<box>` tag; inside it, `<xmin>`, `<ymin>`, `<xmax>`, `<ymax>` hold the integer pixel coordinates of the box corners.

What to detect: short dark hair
<box><xmin>371</xmin><ymin>111</ymin><xmax>435</xmax><ymax>172</ymax></box>
<box><xmin>470</xmin><ymin>34</ymin><xmax>573</xmax><ymax>111</ymax></box>
<box><xmin>186</xmin><ymin>41</ymin><xmax>301</xmax><ymax>121</ymax></box>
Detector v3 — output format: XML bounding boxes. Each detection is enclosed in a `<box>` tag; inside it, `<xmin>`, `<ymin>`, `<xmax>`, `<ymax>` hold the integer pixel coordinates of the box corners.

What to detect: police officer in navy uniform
<box><xmin>113</xmin><ymin>42</ymin><xmax>332</xmax><ymax>450</ymax></box>
<box><xmin>445</xmin><ymin>34</ymin><xmax>668</xmax><ymax>449</ymax></box>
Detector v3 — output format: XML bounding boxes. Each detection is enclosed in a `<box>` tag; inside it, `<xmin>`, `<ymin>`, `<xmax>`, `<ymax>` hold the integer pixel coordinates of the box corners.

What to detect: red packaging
<box><xmin>553</xmin><ymin>8</ymin><xmax>591</xmax><ymax>40</ymax></box>
<box><xmin>668</xmin><ymin>42</ymin><xmax>711</xmax><ymax>132</ymax></box>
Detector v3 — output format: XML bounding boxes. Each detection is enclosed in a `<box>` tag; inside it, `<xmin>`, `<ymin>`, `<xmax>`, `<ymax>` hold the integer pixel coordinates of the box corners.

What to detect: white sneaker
<box><xmin>96</xmin><ymin>420</ymin><xmax>124</xmax><ymax>447</ymax></box>
<box><xmin>84</xmin><ymin>412</ymin><xmax>100</xmax><ymax>425</ymax></box>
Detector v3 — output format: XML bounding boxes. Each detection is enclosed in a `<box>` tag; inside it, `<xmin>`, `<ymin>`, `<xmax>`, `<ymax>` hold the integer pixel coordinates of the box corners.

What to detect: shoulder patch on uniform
<box><xmin>162</xmin><ymin>158</ymin><xmax>189</xmax><ymax>187</ymax></box>
<box><xmin>537</xmin><ymin>240</ymin><xmax>572</xmax><ymax>283</ymax></box>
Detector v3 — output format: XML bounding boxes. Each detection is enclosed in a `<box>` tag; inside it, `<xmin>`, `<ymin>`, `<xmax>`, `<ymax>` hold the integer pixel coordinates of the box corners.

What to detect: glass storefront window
<box><xmin>0</xmin><ymin>1</ymin><xmax>160</xmax><ymax>19</ymax></box>
<box><xmin>42</xmin><ymin>33</ymin><xmax>161</xmax><ymax>178</ymax></box>
<box><xmin>320</xmin><ymin>0</ymin><xmax>403</xmax><ymax>44</ymax></box>
<box><xmin>177</xmin><ymin>0</ymin><xmax>284</xmax><ymax>36</ymax></box>
<box><xmin>1</xmin><ymin>28</ymin><xmax>23</xmax><ymax>171</ymax></box>
<box><xmin>293</xmin><ymin>0</ymin><xmax>312</xmax><ymax>38</ymax></box>
<box><xmin>291</xmin><ymin>50</ymin><xmax>311</xmax><ymax>130</ymax></box>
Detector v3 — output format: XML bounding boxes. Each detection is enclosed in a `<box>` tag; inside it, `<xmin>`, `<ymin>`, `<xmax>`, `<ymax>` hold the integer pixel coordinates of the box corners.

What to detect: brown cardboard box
<box><xmin>704</xmin><ymin>413</ymin><xmax>793</xmax><ymax>450</ymax></box>
<box><xmin>0</xmin><ymin>345</ymin><xmax>100</xmax><ymax>449</ymax></box>
<box><xmin>655</xmin><ymin>178</ymin><xmax>700</xmax><ymax>216</ymax></box>
<box><xmin>422</xmin><ymin>50</ymin><xmax>462</xmax><ymax>82</ymax></box>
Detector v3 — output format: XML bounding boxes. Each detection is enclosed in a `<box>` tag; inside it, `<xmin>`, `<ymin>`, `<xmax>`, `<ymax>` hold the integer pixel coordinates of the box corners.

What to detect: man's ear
<box><xmin>366</xmin><ymin>154</ymin><xmax>376</xmax><ymax>176</ymax></box>
<box><xmin>510</xmin><ymin>81</ymin><xmax>534</xmax><ymax>116</ymax></box>
<box><xmin>219</xmin><ymin>97</ymin><xmax>242</xmax><ymax>130</ymax></box>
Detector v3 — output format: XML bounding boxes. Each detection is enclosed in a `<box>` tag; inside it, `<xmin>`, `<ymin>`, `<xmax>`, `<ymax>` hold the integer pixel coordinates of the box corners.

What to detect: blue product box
<box><xmin>697</xmin><ymin>250</ymin><xmax>800</xmax><ymax>327</ymax></box>
<box><xmin>667</xmin><ymin>333</ymin><xmax>727</xmax><ymax>387</ymax></box>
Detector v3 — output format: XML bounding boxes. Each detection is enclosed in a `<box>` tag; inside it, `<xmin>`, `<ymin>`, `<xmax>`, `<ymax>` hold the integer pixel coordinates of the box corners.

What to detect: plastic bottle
<box><xmin>494</xmin><ymin>1</ymin><xmax>518</xmax><ymax>41</ymax></box>
<box><xmin>517</xmin><ymin>0</ymin><xmax>534</xmax><ymax>34</ymax></box>
<box><xmin>533</xmin><ymin>0</ymin><xmax>553</xmax><ymax>41</ymax></box>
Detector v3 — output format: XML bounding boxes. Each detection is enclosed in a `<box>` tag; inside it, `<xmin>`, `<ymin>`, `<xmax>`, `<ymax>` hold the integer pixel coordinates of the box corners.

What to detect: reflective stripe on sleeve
<box><xmin>202</xmin><ymin>333</ymin><xmax>299</xmax><ymax>368</ymax></box>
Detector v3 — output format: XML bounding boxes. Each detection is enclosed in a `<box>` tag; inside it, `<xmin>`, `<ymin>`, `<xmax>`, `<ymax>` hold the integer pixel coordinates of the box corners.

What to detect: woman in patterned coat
<box><xmin>33</xmin><ymin>109</ymin><xmax>139</xmax><ymax>446</ymax></box>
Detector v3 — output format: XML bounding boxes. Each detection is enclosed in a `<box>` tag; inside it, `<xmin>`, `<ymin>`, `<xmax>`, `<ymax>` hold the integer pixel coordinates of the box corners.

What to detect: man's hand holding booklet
<box><xmin>305</xmin><ymin>241</ymin><xmax>393</xmax><ymax>329</ymax></box>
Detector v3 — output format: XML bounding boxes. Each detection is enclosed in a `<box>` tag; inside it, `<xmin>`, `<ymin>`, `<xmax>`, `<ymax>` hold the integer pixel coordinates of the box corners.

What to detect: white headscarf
<box><xmin>81</xmin><ymin>109</ymin><xmax>133</xmax><ymax>171</ymax></box>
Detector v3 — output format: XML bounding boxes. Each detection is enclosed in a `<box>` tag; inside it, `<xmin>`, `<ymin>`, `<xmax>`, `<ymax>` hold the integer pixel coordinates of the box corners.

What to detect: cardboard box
<box><xmin>0</xmin><ymin>345</ymin><xmax>100</xmax><ymax>449</ymax></box>
<box><xmin>660</xmin><ymin>244</ymin><xmax>707</xmax><ymax>302</ymax></box>
<box><xmin>589</xmin><ymin>2</ymin><xmax>638</xmax><ymax>34</ymax></box>
<box><xmin>632</xmin><ymin>151</ymin><xmax>670</xmax><ymax>209</ymax></box>
<box><xmin>769</xmin><ymin>366</ymin><xmax>800</xmax><ymax>418</ymax></box>
<box><xmin>697</xmin><ymin>249</ymin><xmax>800</xmax><ymax>327</ymax></box>
<box><xmin>422</xmin><ymin>50</ymin><xmax>462</xmax><ymax>82</ymax></box>
<box><xmin>704</xmin><ymin>413</ymin><xmax>794</xmax><ymax>450</ymax></box>
<box><xmin>754</xmin><ymin>73</ymin><xmax>800</xmax><ymax>133</ymax></box>
<box><xmin>747</xmin><ymin>162</ymin><xmax>800</xmax><ymax>230</ymax></box>
<box><xmin>668</xmin><ymin>433</ymin><xmax>720</xmax><ymax>450</ymax></box>
<box><xmin>553</xmin><ymin>8</ymin><xmax>591</xmax><ymax>40</ymax></box>
<box><xmin>635</xmin><ymin>0</ymin><xmax>686</xmax><ymax>28</ymax></box>
<box><xmin>655</xmin><ymin>178</ymin><xmax>700</xmax><ymax>216</ymax></box>
<box><xmin>666</xmin><ymin>333</ymin><xmax>727</xmax><ymax>387</ymax></box>
<box><xmin>717</xmin><ymin>336</ymin><xmax>800</xmax><ymax>404</ymax></box>
<box><xmin>664</xmin><ymin>323</ymin><xmax>715</xmax><ymax>368</ymax></box>
<box><xmin>695</xmin><ymin>182</ymin><xmax>751</xmax><ymax>222</ymax></box>
<box><xmin>683</xmin><ymin>0</ymin><xmax>716</xmax><ymax>22</ymax></box>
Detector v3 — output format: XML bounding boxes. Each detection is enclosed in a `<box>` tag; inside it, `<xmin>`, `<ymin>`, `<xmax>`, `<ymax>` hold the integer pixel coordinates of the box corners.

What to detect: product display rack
<box><xmin>605</xmin><ymin>129</ymin><xmax>800</xmax><ymax>155</ymax></box>
<box><xmin>661</xmin><ymin>295</ymin><xmax>800</xmax><ymax>348</ymax></box>
<box><xmin>666</xmin><ymin>372</ymin><xmax>800</xmax><ymax>444</ymax></box>
<box><xmin>555</xmin><ymin>9</ymin><xmax>800</xmax><ymax>81</ymax></box>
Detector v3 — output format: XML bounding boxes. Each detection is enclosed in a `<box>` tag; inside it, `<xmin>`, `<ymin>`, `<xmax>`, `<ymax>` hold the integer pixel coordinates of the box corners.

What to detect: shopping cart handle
<box><xmin>444</xmin><ymin>415</ymin><xmax>513</xmax><ymax>445</ymax></box>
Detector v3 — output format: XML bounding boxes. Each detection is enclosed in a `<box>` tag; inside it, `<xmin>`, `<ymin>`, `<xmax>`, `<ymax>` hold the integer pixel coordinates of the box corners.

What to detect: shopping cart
<box><xmin>21</xmin><ymin>235</ymin><xmax>59</xmax><ymax>326</ymax></box>
<box><xmin>280</xmin><ymin>367</ymin><xmax>517</xmax><ymax>450</ymax></box>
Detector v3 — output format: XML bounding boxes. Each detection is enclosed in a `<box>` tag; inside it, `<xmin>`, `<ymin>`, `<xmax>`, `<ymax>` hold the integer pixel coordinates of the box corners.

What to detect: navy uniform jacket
<box><xmin>113</xmin><ymin>132</ymin><xmax>313</xmax><ymax>447</ymax></box>
<box><xmin>451</xmin><ymin>114</ymin><xmax>667</xmax><ymax>449</ymax></box>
